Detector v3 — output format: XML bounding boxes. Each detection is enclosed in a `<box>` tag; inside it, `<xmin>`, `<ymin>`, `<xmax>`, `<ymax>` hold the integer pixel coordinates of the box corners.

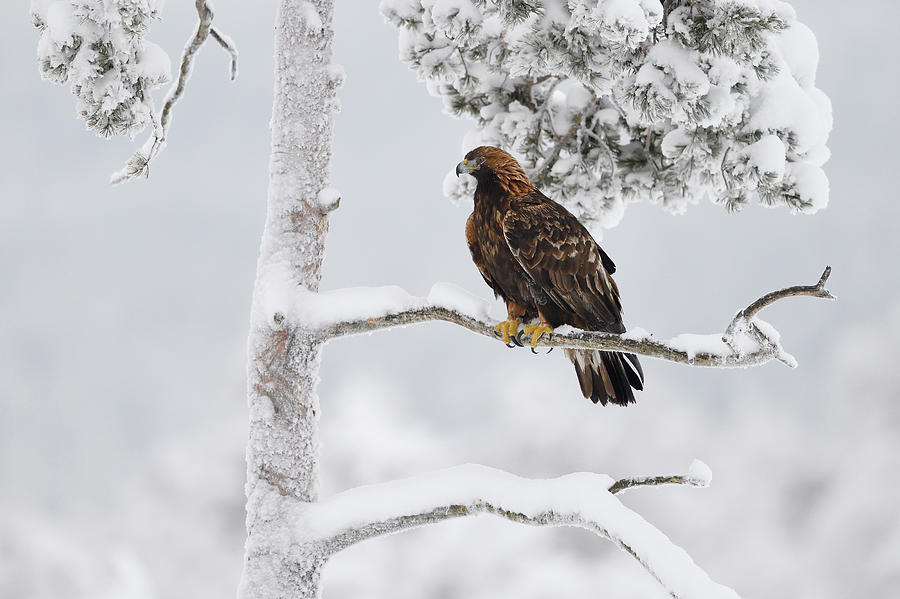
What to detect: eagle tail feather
<box><xmin>622</xmin><ymin>352</ymin><xmax>644</xmax><ymax>390</ymax></box>
<box><xmin>566</xmin><ymin>349</ymin><xmax>642</xmax><ymax>406</ymax></box>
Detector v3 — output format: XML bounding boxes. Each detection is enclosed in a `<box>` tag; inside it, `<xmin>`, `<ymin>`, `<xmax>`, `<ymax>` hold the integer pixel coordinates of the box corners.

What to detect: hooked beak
<box><xmin>456</xmin><ymin>159</ymin><xmax>475</xmax><ymax>177</ymax></box>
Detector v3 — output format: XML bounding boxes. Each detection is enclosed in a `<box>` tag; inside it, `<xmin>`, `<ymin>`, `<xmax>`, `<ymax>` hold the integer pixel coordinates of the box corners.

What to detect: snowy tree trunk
<box><xmin>239</xmin><ymin>1</ymin><xmax>337</xmax><ymax>597</ymax></box>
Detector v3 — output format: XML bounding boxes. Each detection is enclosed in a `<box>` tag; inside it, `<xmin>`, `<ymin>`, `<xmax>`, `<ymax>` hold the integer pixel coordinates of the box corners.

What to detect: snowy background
<box><xmin>1</xmin><ymin>1</ymin><xmax>899</xmax><ymax>598</ymax></box>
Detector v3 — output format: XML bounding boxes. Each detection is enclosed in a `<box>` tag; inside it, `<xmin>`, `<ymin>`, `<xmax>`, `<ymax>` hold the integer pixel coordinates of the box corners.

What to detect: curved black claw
<box><xmin>527</xmin><ymin>331</ymin><xmax>554</xmax><ymax>354</ymax></box>
<box><xmin>510</xmin><ymin>334</ymin><xmax>523</xmax><ymax>347</ymax></box>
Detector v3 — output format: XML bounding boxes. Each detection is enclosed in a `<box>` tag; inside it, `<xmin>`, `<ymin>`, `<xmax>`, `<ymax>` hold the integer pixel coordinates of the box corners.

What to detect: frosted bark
<box><xmin>238</xmin><ymin>1</ymin><xmax>339</xmax><ymax>597</ymax></box>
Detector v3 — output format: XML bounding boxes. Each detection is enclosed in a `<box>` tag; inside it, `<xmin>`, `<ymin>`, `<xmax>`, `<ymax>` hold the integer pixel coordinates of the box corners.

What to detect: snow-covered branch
<box><xmin>272</xmin><ymin>267</ymin><xmax>834</xmax><ymax>369</ymax></box>
<box><xmin>723</xmin><ymin>266</ymin><xmax>834</xmax><ymax>342</ymax></box>
<box><xmin>111</xmin><ymin>0</ymin><xmax>238</xmax><ymax>184</ymax></box>
<box><xmin>279</xmin><ymin>462</ymin><xmax>737</xmax><ymax>599</ymax></box>
<box><xmin>609</xmin><ymin>459</ymin><xmax>712</xmax><ymax>495</ymax></box>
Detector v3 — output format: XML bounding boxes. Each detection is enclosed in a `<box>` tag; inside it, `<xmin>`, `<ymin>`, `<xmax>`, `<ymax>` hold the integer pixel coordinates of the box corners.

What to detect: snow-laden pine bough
<box><xmin>384</xmin><ymin>0</ymin><xmax>833</xmax><ymax>226</ymax></box>
<box><xmin>265</xmin><ymin>265</ymin><xmax>834</xmax><ymax>371</ymax></box>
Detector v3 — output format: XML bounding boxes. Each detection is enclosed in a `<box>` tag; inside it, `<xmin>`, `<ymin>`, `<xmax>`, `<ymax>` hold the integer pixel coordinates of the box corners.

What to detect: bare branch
<box><xmin>610</xmin><ymin>460</ymin><xmax>712</xmax><ymax>495</ymax></box>
<box><xmin>726</xmin><ymin>266</ymin><xmax>835</xmax><ymax>333</ymax></box>
<box><xmin>111</xmin><ymin>0</ymin><xmax>238</xmax><ymax>184</ymax></box>
<box><xmin>721</xmin><ymin>266</ymin><xmax>835</xmax><ymax>365</ymax></box>
<box><xmin>296</xmin><ymin>463</ymin><xmax>738</xmax><ymax>599</ymax></box>
<box><xmin>305</xmin><ymin>267</ymin><xmax>834</xmax><ymax>369</ymax></box>
<box><xmin>210</xmin><ymin>28</ymin><xmax>239</xmax><ymax>80</ymax></box>
<box><xmin>609</xmin><ymin>474</ymin><xmax>701</xmax><ymax>494</ymax></box>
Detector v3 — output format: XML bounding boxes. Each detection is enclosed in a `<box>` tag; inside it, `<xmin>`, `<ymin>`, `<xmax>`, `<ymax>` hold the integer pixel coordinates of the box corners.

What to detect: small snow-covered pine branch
<box><xmin>32</xmin><ymin>0</ymin><xmax>171</xmax><ymax>139</ymax></box>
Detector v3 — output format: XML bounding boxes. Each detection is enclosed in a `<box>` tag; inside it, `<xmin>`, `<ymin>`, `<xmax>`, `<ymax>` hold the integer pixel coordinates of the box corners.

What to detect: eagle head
<box><xmin>455</xmin><ymin>146</ymin><xmax>534</xmax><ymax>193</ymax></box>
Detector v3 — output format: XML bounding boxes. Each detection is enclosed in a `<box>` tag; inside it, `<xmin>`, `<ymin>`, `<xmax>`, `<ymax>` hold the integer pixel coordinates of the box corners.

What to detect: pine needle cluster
<box><xmin>32</xmin><ymin>0</ymin><xmax>171</xmax><ymax>139</ymax></box>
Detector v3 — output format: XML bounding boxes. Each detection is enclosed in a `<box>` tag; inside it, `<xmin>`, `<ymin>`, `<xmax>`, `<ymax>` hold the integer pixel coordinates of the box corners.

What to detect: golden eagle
<box><xmin>456</xmin><ymin>146</ymin><xmax>643</xmax><ymax>406</ymax></box>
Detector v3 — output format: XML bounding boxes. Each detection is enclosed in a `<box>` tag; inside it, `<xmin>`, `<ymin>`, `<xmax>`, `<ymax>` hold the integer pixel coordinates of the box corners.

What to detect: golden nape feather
<box><xmin>457</xmin><ymin>145</ymin><xmax>644</xmax><ymax>406</ymax></box>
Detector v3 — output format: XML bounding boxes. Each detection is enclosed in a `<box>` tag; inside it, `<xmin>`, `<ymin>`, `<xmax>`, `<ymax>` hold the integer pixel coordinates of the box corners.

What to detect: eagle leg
<box><xmin>493</xmin><ymin>318</ymin><xmax>522</xmax><ymax>346</ymax></box>
<box><xmin>522</xmin><ymin>321</ymin><xmax>554</xmax><ymax>349</ymax></box>
<box><xmin>493</xmin><ymin>301</ymin><xmax>527</xmax><ymax>347</ymax></box>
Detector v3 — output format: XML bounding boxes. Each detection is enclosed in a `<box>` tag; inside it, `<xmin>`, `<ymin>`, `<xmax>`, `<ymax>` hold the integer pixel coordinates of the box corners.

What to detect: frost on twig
<box><xmin>267</xmin><ymin>267</ymin><xmax>834</xmax><ymax>369</ymax></box>
<box><xmin>263</xmin><ymin>462</ymin><xmax>737</xmax><ymax>599</ymax></box>
<box><xmin>111</xmin><ymin>0</ymin><xmax>238</xmax><ymax>184</ymax></box>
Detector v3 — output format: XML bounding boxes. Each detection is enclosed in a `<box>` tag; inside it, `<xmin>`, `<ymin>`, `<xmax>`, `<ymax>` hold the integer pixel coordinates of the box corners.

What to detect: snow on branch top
<box><xmin>31</xmin><ymin>0</ymin><xmax>171</xmax><ymax>139</ymax></box>
<box><xmin>382</xmin><ymin>0</ymin><xmax>832</xmax><ymax>228</ymax></box>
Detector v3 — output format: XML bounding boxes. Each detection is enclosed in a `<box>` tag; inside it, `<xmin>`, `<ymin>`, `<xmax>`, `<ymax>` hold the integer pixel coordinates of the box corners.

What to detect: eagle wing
<box><xmin>466</xmin><ymin>212</ymin><xmax>499</xmax><ymax>296</ymax></box>
<box><xmin>501</xmin><ymin>197</ymin><xmax>623</xmax><ymax>331</ymax></box>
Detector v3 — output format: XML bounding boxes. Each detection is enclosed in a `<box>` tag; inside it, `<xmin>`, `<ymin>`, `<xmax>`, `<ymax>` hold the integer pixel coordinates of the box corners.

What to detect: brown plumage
<box><xmin>456</xmin><ymin>146</ymin><xmax>643</xmax><ymax>406</ymax></box>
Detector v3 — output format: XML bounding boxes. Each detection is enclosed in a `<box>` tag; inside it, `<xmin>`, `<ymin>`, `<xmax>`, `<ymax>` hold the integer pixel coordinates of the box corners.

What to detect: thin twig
<box><xmin>644</xmin><ymin>129</ymin><xmax>661</xmax><ymax>176</ymax></box>
<box><xmin>729</xmin><ymin>266</ymin><xmax>835</xmax><ymax>328</ymax></box>
<box><xmin>518</xmin><ymin>73</ymin><xmax>553</xmax><ymax>109</ymax></box>
<box><xmin>583</xmin><ymin>128</ymin><xmax>617</xmax><ymax>177</ymax></box>
<box><xmin>535</xmin><ymin>77</ymin><xmax>564</xmax><ymax>136</ymax></box>
<box><xmin>538</xmin><ymin>95</ymin><xmax>598</xmax><ymax>179</ymax></box>
<box><xmin>720</xmin><ymin>146</ymin><xmax>732</xmax><ymax>191</ymax></box>
<box><xmin>111</xmin><ymin>0</ymin><xmax>238</xmax><ymax>184</ymax></box>
<box><xmin>610</xmin><ymin>459</ymin><xmax>711</xmax><ymax>494</ymax></box>
<box><xmin>210</xmin><ymin>27</ymin><xmax>239</xmax><ymax>80</ymax></box>
<box><xmin>158</xmin><ymin>0</ymin><xmax>221</xmax><ymax>146</ymax></box>
<box><xmin>609</xmin><ymin>474</ymin><xmax>705</xmax><ymax>495</ymax></box>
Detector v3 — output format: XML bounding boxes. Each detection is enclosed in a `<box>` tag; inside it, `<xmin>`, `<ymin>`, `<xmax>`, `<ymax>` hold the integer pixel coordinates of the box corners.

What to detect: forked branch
<box><xmin>723</xmin><ymin>266</ymin><xmax>834</xmax><ymax>341</ymax></box>
<box><xmin>111</xmin><ymin>0</ymin><xmax>238</xmax><ymax>184</ymax></box>
<box><xmin>286</xmin><ymin>462</ymin><xmax>737</xmax><ymax>599</ymax></box>
<box><xmin>293</xmin><ymin>267</ymin><xmax>834</xmax><ymax>369</ymax></box>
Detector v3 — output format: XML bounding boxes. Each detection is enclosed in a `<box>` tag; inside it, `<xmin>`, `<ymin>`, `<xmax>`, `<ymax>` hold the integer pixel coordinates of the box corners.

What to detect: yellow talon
<box><xmin>523</xmin><ymin>322</ymin><xmax>554</xmax><ymax>348</ymax></box>
<box><xmin>493</xmin><ymin>318</ymin><xmax>521</xmax><ymax>345</ymax></box>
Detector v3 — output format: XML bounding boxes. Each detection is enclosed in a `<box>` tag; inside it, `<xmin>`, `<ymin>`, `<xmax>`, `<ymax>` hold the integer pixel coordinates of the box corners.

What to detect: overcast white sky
<box><xmin>1</xmin><ymin>1</ymin><xmax>898</xmax><ymax>597</ymax></box>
